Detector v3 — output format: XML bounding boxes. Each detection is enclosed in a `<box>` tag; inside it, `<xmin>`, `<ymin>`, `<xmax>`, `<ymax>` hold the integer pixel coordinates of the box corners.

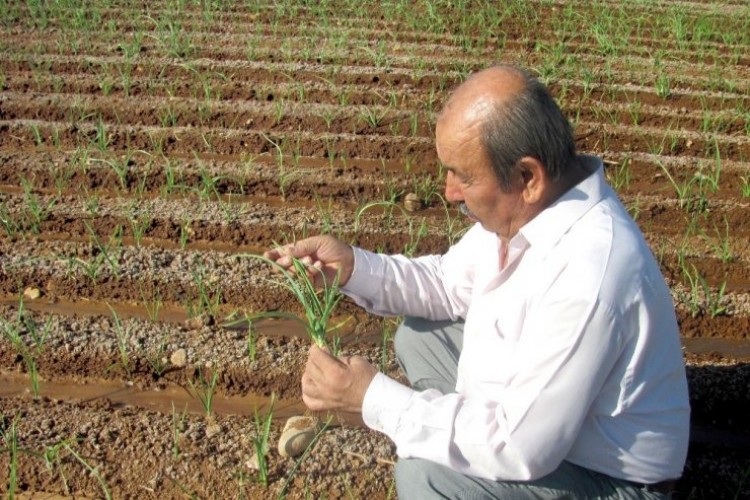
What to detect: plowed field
<box><xmin>1</xmin><ymin>1</ymin><xmax>749</xmax><ymax>498</ymax></box>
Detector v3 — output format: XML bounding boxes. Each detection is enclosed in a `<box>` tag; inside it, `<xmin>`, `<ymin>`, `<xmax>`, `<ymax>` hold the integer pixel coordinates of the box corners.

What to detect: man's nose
<box><xmin>444</xmin><ymin>171</ymin><xmax>463</xmax><ymax>202</ymax></box>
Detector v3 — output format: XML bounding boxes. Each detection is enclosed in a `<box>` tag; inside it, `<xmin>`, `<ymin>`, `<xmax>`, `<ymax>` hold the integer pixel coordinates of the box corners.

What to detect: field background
<box><xmin>1</xmin><ymin>1</ymin><xmax>749</xmax><ymax>498</ymax></box>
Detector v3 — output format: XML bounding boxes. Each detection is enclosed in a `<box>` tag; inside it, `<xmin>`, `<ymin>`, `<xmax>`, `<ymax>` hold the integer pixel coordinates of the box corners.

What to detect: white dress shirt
<box><xmin>343</xmin><ymin>156</ymin><xmax>690</xmax><ymax>484</ymax></box>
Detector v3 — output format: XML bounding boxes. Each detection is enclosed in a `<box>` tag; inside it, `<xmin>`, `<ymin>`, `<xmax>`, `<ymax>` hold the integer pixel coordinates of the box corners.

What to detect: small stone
<box><xmin>403</xmin><ymin>193</ymin><xmax>421</xmax><ymax>212</ymax></box>
<box><xmin>184</xmin><ymin>316</ymin><xmax>204</xmax><ymax>330</ymax></box>
<box><xmin>278</xmin><ymin>416</ymin><xmax>319</xmax><ymax>458</ymax></box>
<box><xmin>205</xmin><ymin>422</ymin><xmax>221</xmax><ymax>438</ymax></box>
<box><xmin>23</xmin><ymin>287</ymin><xmax>41</xmax><ymax>300</ymax></box>
<box><xmin>245</xmin><ymin>453</ymin><xmax>260</xmax><ymax>470</ymax></box>
<box><xmin>184</xmin><ymin>314</ymin><xmax>214</xmax><ymax>330</ymax></box>
<box><xmin>170</xmin><ymin>348</ymin><xmax>187</xmax><ymax>367</ymax></box>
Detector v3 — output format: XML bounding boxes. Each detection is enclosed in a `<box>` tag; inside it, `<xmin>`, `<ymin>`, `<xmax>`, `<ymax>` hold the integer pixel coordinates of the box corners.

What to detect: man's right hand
<box><xmin>263</xmin><ymin>235</ymin><xmax>355</xmax><ymax>288</ymax></box>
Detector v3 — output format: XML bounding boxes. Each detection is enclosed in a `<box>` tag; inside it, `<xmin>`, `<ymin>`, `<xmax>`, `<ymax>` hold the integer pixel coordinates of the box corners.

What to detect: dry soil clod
<box><xmin>404</xmin><ymin>192</ymin><xmax>422</xmax><ymax>212</ymax></box>
<box><xmin>278</xmin><ymin>415</ymin><xmax>320</xmax><ymax>458</ymax></box>
<box><xmin>23</xmin><ymin>286</ymin><xmax>42</xmax><ymax>300</ymax></box>
<box><xmin>170</xmin><ymin>348</ymin><xmax>187</xmax><ymax>368</ymax></box>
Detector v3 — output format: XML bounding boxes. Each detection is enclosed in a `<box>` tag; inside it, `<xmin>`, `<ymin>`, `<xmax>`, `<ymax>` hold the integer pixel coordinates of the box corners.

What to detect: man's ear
<box><xmin>517</xmin><ymin>156</ymin><xmax>549</xmax><ymax>204</ymax></box>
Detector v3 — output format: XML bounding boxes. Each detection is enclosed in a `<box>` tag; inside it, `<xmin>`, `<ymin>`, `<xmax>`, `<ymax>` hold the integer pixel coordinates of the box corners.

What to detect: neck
<box><xmin>544</xmin><ymin>156</ymin><xmax>594</xmax><ymax>206</ymax></box>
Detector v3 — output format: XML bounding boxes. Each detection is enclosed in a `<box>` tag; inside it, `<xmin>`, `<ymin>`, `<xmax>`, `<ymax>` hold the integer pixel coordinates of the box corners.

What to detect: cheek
<box><xmin>469</xmin><ymin>189</ymin><xmax>496</xmax><ymax>210</ymax></box>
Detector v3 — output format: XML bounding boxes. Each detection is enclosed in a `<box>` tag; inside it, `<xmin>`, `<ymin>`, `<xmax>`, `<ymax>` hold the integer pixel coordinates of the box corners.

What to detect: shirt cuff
<box><xmin>362</xmin><ymin>372</ymin><xmax>416</xmax><ymax>435</ymax></box>
<box><xmin>342</xmin><ymin>247</ymin><xmax>385</xmax><ymax>297</ymax></box>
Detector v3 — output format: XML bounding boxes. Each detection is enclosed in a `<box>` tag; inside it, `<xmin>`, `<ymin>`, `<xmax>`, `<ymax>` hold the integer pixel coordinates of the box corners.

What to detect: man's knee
<box><xmin>395</xmin><ymin>458</ymin><xmax>496</xmax><ymax>499</ymax></box>
<box><xmin>393</xmin><ymin>316</ymin><xmax>427</xmax><ymax>359</ymax></box>
<box><xmin>395</xmin><ymin>458</ymin><xmax>439</xmax><ymax>497</ymax></box>
<box><xmin>394</xmin><ymin>316</ymin><xmax>462</xmax><ymax>358</ymax></box>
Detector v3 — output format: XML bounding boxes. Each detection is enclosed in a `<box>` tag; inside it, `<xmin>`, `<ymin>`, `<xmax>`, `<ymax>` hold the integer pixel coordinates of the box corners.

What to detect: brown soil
<box><xmin>1</xmin><ymin>1</ymin><xmax>749</xmax><ymax>499</ymax></box>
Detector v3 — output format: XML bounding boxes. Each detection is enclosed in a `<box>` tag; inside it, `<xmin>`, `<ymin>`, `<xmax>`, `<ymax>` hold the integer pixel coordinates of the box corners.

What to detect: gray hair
<box><xmin>481</xmin><ymin>68</ymin><xmax>577</xmax><ymax>191</ymax></box>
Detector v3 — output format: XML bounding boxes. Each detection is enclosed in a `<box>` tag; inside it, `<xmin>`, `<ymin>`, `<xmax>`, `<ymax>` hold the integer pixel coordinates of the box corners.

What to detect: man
<box><xmin>265</xmin><ymin>65</ymin><xmax>689</xmax><ymax>498</ymax></box>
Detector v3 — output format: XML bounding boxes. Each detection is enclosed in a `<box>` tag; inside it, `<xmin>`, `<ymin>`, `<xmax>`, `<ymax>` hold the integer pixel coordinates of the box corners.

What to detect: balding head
<box><xmin>438</xmin><ymin>65</ymin><xmax>578</xmax><ymax>191</ymax></box>
<box><xmin>439</xmin><ymin>66</ymin><xmax>526</xmax><ymax>127</ymax></box>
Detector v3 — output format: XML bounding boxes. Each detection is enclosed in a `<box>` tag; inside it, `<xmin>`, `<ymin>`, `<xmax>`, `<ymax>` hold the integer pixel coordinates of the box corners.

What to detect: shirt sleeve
<box><xmin>342</xmin><ymin>224</ymin><xmax>485</xmax><ymax>320</ymax></box>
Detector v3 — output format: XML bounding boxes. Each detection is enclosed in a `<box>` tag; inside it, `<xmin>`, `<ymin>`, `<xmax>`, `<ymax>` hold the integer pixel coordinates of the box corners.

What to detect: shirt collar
<box><xmin>515</xmin><ymin>155</ymin><xmax>608</xmax><ymax>254</ymax></box>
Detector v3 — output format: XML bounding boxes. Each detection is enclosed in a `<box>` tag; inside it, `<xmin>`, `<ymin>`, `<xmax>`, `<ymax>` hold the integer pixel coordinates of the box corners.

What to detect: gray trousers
<box><xmin>392</xmin><ymin>317</ymin><xmax>669</xmax><ymax>500</ymax></box>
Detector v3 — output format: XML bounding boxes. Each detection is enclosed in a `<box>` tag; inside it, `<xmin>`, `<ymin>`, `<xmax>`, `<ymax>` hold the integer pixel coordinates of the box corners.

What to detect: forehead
<box><xmin>435</xmin><ymin>98</ymin><xmax>490</xmax><ymax>159</ymax></box>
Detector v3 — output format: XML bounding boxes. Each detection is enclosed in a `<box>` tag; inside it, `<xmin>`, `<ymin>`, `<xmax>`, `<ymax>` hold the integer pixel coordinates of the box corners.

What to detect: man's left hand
<box><xmin>301</xmin><ymin>345</ymin><xmax>378</xmax><ymax>413</ymax></box>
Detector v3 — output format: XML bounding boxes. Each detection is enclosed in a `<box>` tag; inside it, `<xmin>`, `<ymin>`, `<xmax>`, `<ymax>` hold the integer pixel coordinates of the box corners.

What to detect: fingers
<box><xmin>306</xmin><ymin>344</ymin><xmax>344</xmax><ymax>377</ymax></box>
<box><xmin>262</xmin><ymin>235</ymin><xmax>353</xmax><ymax>287</ymax></box>
<box><xmin>302</xmin><ymin>345</ymin><xmax>346</xmax><ymax>411</ymax></box>
<box><xmin>302</xmin><ymin>362</ymin><xmax>333</xmax><ymax>412</ymax></box>
<box><xmin>263</xmin><ymin>241</ymin><xmax>323</xmax><ymax>275</ymax></box>
<box><xmin>301</xmin><ymin>375</ymin><xmax>324</xmax><ymax>411</ymax></box>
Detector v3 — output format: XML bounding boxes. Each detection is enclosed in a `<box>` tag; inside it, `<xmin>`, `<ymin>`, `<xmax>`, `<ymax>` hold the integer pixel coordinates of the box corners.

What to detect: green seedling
<box><xmin>63</xmin><ymin>443</ymin><xmax>112</xmax><ymax>499</ymax></box>
<box><xmin>606</xmin><ymin>157</ymin><xmax>631</xmax><ymax>192</ymax></box>
<box><xmin>251</xmin><ymin>395</ymin><xmax>275</xmax><ymax>486</ymax></box>
<box><xmin>741</xmin><ymin>176</ymin><xmax>750</xmax><ymax>198</ymax></box>
<box><xmin>656</xmin><ymin>162</ymin><xmax>701</xmax><ymax>212</ymax></box>
<box><xmin>43</xmin><ymin>438</ymin><xmax>76</xmax><ymax>495</ymax></box>
<box><xmin>321</xmin><ymin>108</ymin><xmax>338</xmax><ymax>130</ymax></box>
<box><xmin>179</xmin><ymin>218</ymin><xmax>192</xmax><ymax>249</ymax></box>
<box><xmin>68</xmin><ymin>253</ymin><xmax>105</xmax><ymax>282</ymax></box>
<box><xmin>217</xmin><ymin>197</ymin><xmax>248</xmax><ymax>225</ymax></box>
<box><xmin>403</xmin><ymin>217</ymin><xmax>428</xmax><ymax>257</ymax></box>
<box><xmin>188</xmin><ymin>268</ymin><xmax>223</xmax><ymax>320</ymax></box>
<box><xmin>702</xmin><ymin>215</ymin><xmax>734</xmax><ymax>263</ymax></box>
<box><xmin>246</xmin><ymin>320</ymin><xmax>257</xmax><ymax>363</ymax></box>
<box><xmin>130</xmin><ymin>211</ymin><xmax>152</xmax><ymax>247</ymax></box>
<box><xmin>354</xmin><ymin>200</ymin><xmax>401</xmax><ymax>233</ymax></box>
<box><xmin>440</xmin><ymin>198</ymin><xmax>471</xmax><ymax>246</ymax></box>
<box><xmin>162</xmin><ymin>158</ymin><xmax>184</xmax><ymax>195</ymax></box>
<box><xmin>51</xmin><ymin>161</ymin><xmax>75</xmax><ymax>196</ymax></box>
<box><xmin>106</xmin><ymin>305</ymin><xmax>131</xmax><ymax>376</ymax></box>
<box><xmin>655</xmin><ymin>72</ymin><xmax>671</xmax><ymax>99</ymax></box>
<box><xmin>679</xmin><ymin>264</ymin><xmax>728</xmax><ymax>318</ymax></box>
<box><xmin>195</xmin><ymin>164</ymin><xmax>227</xmax><ymax>201</ymax></box>
<box><xmin>378</xmin><ymin>317</ymin><xmax>400</xmax><ymax>373</ymax></box>
<box><xmin>159</xmin><ymin>105</ymin><xmax>178</xmax><ymax>127</ymax></box>
<box><xmin>260</xmin><ymin>132</ymin><xmax>301</xmax><ymax>201</ymax></box>
<box><xmin>240</xmin><ymin>254</ymin><xmax>344</xmax><ymax>354</ymax></box>
<box><xmin>140</xmin><ymin>286</ymin><xmax>163</xmax><ymax>322</ymax></box>
<box><xmin>94</xmin><ymin>150</ymin><xmax>136</xmax><ymax>192</ymax></box>
<box><xmin>82</xmin><ymin>221</ymin><xmax>123</xmax><ymax>279</ymax></box>
<box><xmin>143</xmin><ymin>338</ymin><xmax>168</xmax><ymax>378</ymax></box>
<box><xmin>0</xmin><ymin>200</ymin><xmax>19</xmax><ymax>238</ymax></box>
<box><xmin>92</xmin><ymin>117</ymin><xmax>111</xmax><ymax>152</ymax></box>
<box><xmin>0</xmin><ymin>414</ymin><xmax>20</xmax><ymax>498</ymax></box>
<box><xmin>314</xmin><ymin>196</ymin><xmax>337</xmax><ymax>236</ymax></box>
<box><xmin>358</xmin><ymin>106</ymin><xmax>387</xmax><ymax>128</ymax></box>
<box><xmin>187</xmin><ymin>366</ymin><xmax>220</xmax><ymax>417</ymax></box>
<box><xmin>20</xmin><ymin>177</ymin><xmax>57</xmax><ymax>234</ymax></box>
<box><xmin>410</xmin><ymin>173</ymin><xmax>441</xmax><ymax>206</ymax></box>
<box><xmin>171</xmin><ymin>403</ymin><xmax>188</xmax><ymax>460</ymax></box>
<box><xmin>30</xmin><ymin>123</ymin><xmax>43</xmax><ymax>146</ymax></box>
<box><xmin>1</xmin><ymin>297</ymin><xmax>51</xmax><ymax>396</ymax></box>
